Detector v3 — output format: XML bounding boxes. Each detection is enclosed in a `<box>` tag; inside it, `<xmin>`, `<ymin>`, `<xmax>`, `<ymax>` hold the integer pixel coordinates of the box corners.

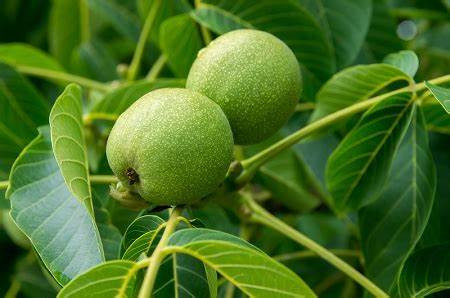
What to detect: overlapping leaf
<box><xmin>396</xmin><ymin>244</ymin><xmax>450</xmax><ymax>297</ymax></box>
<box><xmin>0</xmin><ymin>43</ymin><xmax>65</xmax><ymax>71</ymax></box>
<box><xmin>160</xmin><ymin>14</ymin><xmax>202</xmax><ymax>77</ymax></box>
<box><xmin>311</xmin><ymin>63</ymin><xmax>411</xmax><ymax>121</ymax></box>
<box><xmin>326</xmin><ymin>92</ymin><xmax>414</xmax><ymax>212</ymax></box>
<box><xmin>359</xmin><ymin>107</ymin><xmax>436</xmax><ymax>292</ymax></box>
<box><xmin>383</xmin><ymin>50</ymin><xmax>419</xmax><ymax>78</ymax></box>
<box><xmin>422</xmin><ymin>102</ymin><xmax>450</xmax><ymax>134</ymax></box>
<box><xmin>299</xmin><ymin>0</ymin><xmax>372</xmax><ymax>69</ymax></box>
<box><xmin>0</xmin><ymin>63</ymin><xmax>50</xmax><ymax>176</ymax></box>
<box><xmin>7</xmin><ymin>127</ymin><xmax>104</xmax><ymax>285</ymax></box>
<box><xmin>121</xmin><ymin>215</ymin><xmax>165</xmax><ymax>261</ymax></box>
<box><xmin>425</xmin><ymin>81</ymin><xmax>450</xmax><ymax>113</ymax></box>
<box><xmin>49</xmin><ymin>84</ymin><xmax>93</xmax><ymax>215</ymax></box>
<box><xmin>191</xmin><ymin>0</ymin><xmax>335</xmax><ymax>82</ymax></box>
<box><xmin>91</xmin><ymin>79</ymin><xmax>185</xmax><ymax>118</ymax></box>
<box><xmin>57</xmin><ymin>260</ymin><xmax>139</xmax><ymax>297</ymax></box>
<box><xmin>164</xmin><ymin>229</ymin><xmax>315</xmax><ymax>297</ymax></box>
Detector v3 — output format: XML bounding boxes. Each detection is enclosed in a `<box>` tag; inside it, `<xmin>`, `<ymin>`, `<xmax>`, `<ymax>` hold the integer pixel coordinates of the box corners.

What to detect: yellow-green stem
<box><xmin>83</xmin><ymin>112</ymin><xmax>118</xmax><ymax>125</ymax></box>
<box><xmin>127</xmin><ymin>0</ymin><xmax>162</xmax><ymax>81</ymax></box>
<box><xmin>146</xmin><ymin>54</ymin><xmax>167</xmax><ymax>81</ymax></box>
<box><xmin>16</xmin><ymin>66</ymin><xmax>111</xmax><ymax>92</ymax></box>
<box><xmin>138</xmin><ymin>206</ymin><xmax>183</xmax><ymax>298</ymax></box>
<box><xmin>239</xmin><ymin>194</ymin><xmax>388</xmax><ymax>298</ymax></box>
<box><xmin>0</xmin><ymin>180</ymin><xmax>8</xmax><ymax>190</ymax></box>
<box><xmin>236</xmin><ymin>74</ymin><xmax>450</xmax><ymax>185</ymax></box>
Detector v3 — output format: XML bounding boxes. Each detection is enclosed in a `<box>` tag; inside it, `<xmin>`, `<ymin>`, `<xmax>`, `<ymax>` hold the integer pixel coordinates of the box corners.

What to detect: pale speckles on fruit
<box><xmin>187</xmin><ymin>29</ymin><xmax>302</xmax><ymax>145</ymax></box>
<box><xmin>106</xmin><ymin>88</ymin><xmax>234</xmax><ymax>206</ymax></box>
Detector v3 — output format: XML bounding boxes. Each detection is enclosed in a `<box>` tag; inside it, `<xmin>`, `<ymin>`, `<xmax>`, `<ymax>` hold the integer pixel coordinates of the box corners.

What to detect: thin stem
<box><xmin>79</xmin><ymin>0</ymin><xmax>90</xmax><ymax>43</ymax></box>
<box><xmin>274</xmin><ymin>249</ymin><xmax>361</xmax><ymax>262</ymax></box>
<box><xmin>83</xmin><ymin>112</ymin><xmax>118</xmax><ymax>125</ymax></box>
<box><xmin>89</xmin><ymin>175</ymin><xmax>118</xmax><ymax>184</ymax></box>
<box><xmin>295</xmin><ymin>102</ymin><xmax>316</xmax><ymax>112</ymax></box>
<box><xmin>138</xmin><ymin>206</ymin><xmax>183</xmax><ymax>298</ymax></box>
<box><xmin>146</xmin><ymin>54</ymin><xmax>167</xmax><ymax>82</ymax></box>
<box><xmin>195</xmin><ymin>0</ymin><xmax>212</xmax><ymax>45</ymax></box>
<box><xmin>236</xmin><ymin>74</ymin><xmax>450</xmax><ymax>185</ymax></box>
<box><xmin>314</xmin><ymin>273</ymin><xmax>344</xmax><ymax>295</ymax></box>
<box><xmin>5</xmin><ymin>280</ymin><xmax>21</xmax><ymax>298</ymax></box>
<box><xmin>390</xmin><ymin>7</ymin><xmax>450</xmax><ymax>20</ymax></box>
<box><xmin>16</xmin><ymin>66</ymin><xmax>111</xmax><ymax>92</ymax></box>
<box><xmin>127</xmin><ymin>0</ymin><xmax>162</xmax><ymax>81</ymax></box>
<box><xmin>238</xmin><ymin>194</ymin><xmax>388</xmax><ymax>298</ymax></box>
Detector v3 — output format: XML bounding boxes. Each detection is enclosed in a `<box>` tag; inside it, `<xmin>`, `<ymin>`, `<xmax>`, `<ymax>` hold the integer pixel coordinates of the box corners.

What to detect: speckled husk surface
<box><xmin>106</xmin><ymin>88</ymin><xmax>234</xmax><ymax>205</ymax></box>
<box><xmin>187</xmin><ymin>29</ymin><xmax>302</xmax><ymax>145</ymax></box>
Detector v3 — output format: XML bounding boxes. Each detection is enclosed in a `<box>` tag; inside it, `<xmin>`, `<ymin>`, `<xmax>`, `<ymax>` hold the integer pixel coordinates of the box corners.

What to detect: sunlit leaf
<box><xmin>311</xmin><ymin>63</ymin><xmax>411</xmax><ymax>121</ymax></box>
<box><xmin>164</xmin><ymin>228</ymin><xmax>316</xmax><ymax>297</ymax></box>
<box><xmin>58</xmin><ymin>260</ymin><xmax>139</xmax><ymax>297</ymax></box>
<box><xmin>425</xmin><ymin>81</ymin><xmax>450</xmax><ymax>113</ymax></box>
<box><xmin>384</xmin><ymin>50</ymin><xmax>419</xmax><ymax>78</ymax></box>
<box><xmin>7</xmin><ymin>127</ymin><xmax>104</xmax><ymax>285</ymax></box>
<box><xmin>160</xmin><ymin>14</ymin><xmax>202</xmax><ymax>77</ymax></box>
<box><xmin>326</xmin><ymin>92</ymin><xmax>414</xmax><ymax>212</ymax></box>
<box><xmin>49</xmin><ymin>84</ymin><xmax>94</xmax><ymax>215</ymax></box>
<box><xmin>0</xmin><ymin>43</ymin><xmax>65</xmax><ymax>71</ymax></box>
<box><xmin>359</xmin><ymin>107</ymin><xmax>436</xmax><ymax>292</ymax></box>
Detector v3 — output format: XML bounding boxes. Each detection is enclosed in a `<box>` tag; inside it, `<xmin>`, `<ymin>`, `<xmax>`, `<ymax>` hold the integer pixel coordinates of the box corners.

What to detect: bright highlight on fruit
<box><xmin>106</xmin><ymin>88</ymin><xmax>234</xmax><ymax>205</ymax></box>
<box><xmin>187</xmin><ymin>29</ymin><xmax>302</xmax><ymax>145</ymax></box>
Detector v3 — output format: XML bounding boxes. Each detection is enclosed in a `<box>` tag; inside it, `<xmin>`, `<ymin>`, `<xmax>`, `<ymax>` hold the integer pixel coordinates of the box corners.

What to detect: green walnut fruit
<box><xmin>106</xmin><ymin>88</ymin><xmax>234</xmax><ymax>205</ymax></box>
<box><xmin>187</xmin><ymin>29</ymin><xmax>302</xmax><ymax>145</ymax></box>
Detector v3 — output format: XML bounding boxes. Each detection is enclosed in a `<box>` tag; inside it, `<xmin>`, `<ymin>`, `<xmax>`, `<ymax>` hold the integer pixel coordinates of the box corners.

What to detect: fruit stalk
<box><xmin>236</xmin><ymin>193</ymin><xmax>389</xmax><ymax>298</ymax></box>
<box><xmin>138</xmin><ymin>206</ymin><xmax>183</xmax><ymax>298</ymax></box>
<box><xmin>236</xmin><ymin>74</ymin><xmax>450</xmax><ymax>185</ymax></box>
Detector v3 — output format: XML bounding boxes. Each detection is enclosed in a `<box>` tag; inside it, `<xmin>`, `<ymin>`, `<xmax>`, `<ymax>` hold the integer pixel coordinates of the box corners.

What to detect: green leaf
<box><xmin>165</xmin><ymin>228</ymin><xmax>316</xmax><ymax>297</ymax></box>
<box><xmin>425</xmin><ymin>81</ymin><xmax>450</xmax><ymax>113</ymax></box>
<box><xmin>49</xmin><ymin>84</ymin><xmax>94</xmax><ymax>215</ymax></box>
<box><xmin>0</xmin><ymin>63</ymin><xmax>50</xmax><ymax>175</ymax></box>
<box><xmin>256</xmin><ymin>148</ymin><xmax>321</xmax><ymax>212</ymax></box>
<box><xmin>71</xmin><ymin>41</ymin><xmax>119</xmax><ymax>82</ymax></box>
<box><xmin>94</xmin><ymin>206</ymin><xmax>122</xmax><ymax>261</ymax></box>
<box><xmin>58</xmin><ymin>260</ymin><xmax>139</xmax><ymax>297</ymax></box>
<box><xmin>160</xmin><ymin>14</ymin><xmax>202</xmax><ymax>78</ymax></box>
<box><xmin>364</xmin><ymin>0</ymin><xmax>403</xmax><ymax>61</ymax></box>
<box><xmin>86</xmin><ymin>0</ymin><xmax>140</xmax><ymax>42</ymax></box>
<box><xmin>422</xmin><ymin>102</ymin><xmax>450</xmax><ymax>134</ymax></box>
<box><xmin>120</xmin><ymin>215</ymin><xmax>166</xmax><ymax>261</ymax></box>
<box><xmin>49</xmin><ymin>0</ymin><xmax>82</xmax><ymax>69</ymax></box>
<box><xmin>91</xmin><ymin>79</ymin><xmax>185</xmax><ymax>117</ymax></box>
<box><xmin>0</xmin><ymin>43</ymin><xmax>65</xmax><ymax>71</ymax></box>
<box><xmin>359</xmin><ymin>107</ymin><xmax>436</xmax><ymax>292</ymax></box>
<box><xmin>396</xmin><ymin>244</ymin><xmax>450</xmax><ymax>297</ymax></box>
<box><xmin>326</xmin><ymin>92</ymin><xmax>414</xmax><ymax>212</ymax></box>
<box><xmin>205</xmin><ymin>264</ymin><xmax>218</xmax><ymax>298</ymax></box>
<box><xmin>311</xmin><ymin>63</ymin><xmax>412</xmax><ymax>121</ymax></box>
<box><xmin>383</xmin><ymin>50</ymin><xmax>419</xmax><ymax>78</ymax></box>
<box><xmin>299</xmin><ymin>0</ymin><xmax>372</xmax><ymax>69</ymax></box>
<box><xmin>153</xmin><ymin>253</ymin><xmax>215</xmax><ymax>297</ymax></box>
<box><xmin>7</xmin><ymin>127</ymin><xmax>104</xmax><ymax>285</ymax></box>
<box><xmin>191</xmin><ymin>0</ymin><xmax>335</xmax><ymax>82</ymax></box>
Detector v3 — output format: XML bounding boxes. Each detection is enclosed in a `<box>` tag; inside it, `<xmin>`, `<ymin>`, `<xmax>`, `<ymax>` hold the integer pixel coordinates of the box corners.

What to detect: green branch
<box><xmin>83</xmin><ymin>112</ymin><xmax>119</xmax><ymax>125</ymax></box>
<box><xmin>236</xmin><ymin>74</ymin><xmax>450</xmax><ymax>185</ymax></box>
<box><xmin>0</xmin><ymin>175</ymin><xmax>117</xmax><ymax>190</ymax></box>
<box><xmin>79</xmin><ymin>0</ymin><xmax>90</xmax><ymax>43</ymax></box>
<box><xmin>17</xmin><ymin>66</ymin><xmax>111</xmax><ymax>92</ymax></box>
<box><xmin>236</xmin><ymin>193</ymin><xmax>388</xmax><ymax>298</ymax></box>
<box><xmin>146</xmin><ymin>54</ymin><xmax>167</xmax><ymax>81</ymax></box>
<box><xmin>127</xmin><ymin>0</ymin><xmax>162</xmax><ymax>81</ymax></box>
<box><xmin>138</xmin><ymin>206</ymin><xmax>184</xmax><ymax>298</ymax></box>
